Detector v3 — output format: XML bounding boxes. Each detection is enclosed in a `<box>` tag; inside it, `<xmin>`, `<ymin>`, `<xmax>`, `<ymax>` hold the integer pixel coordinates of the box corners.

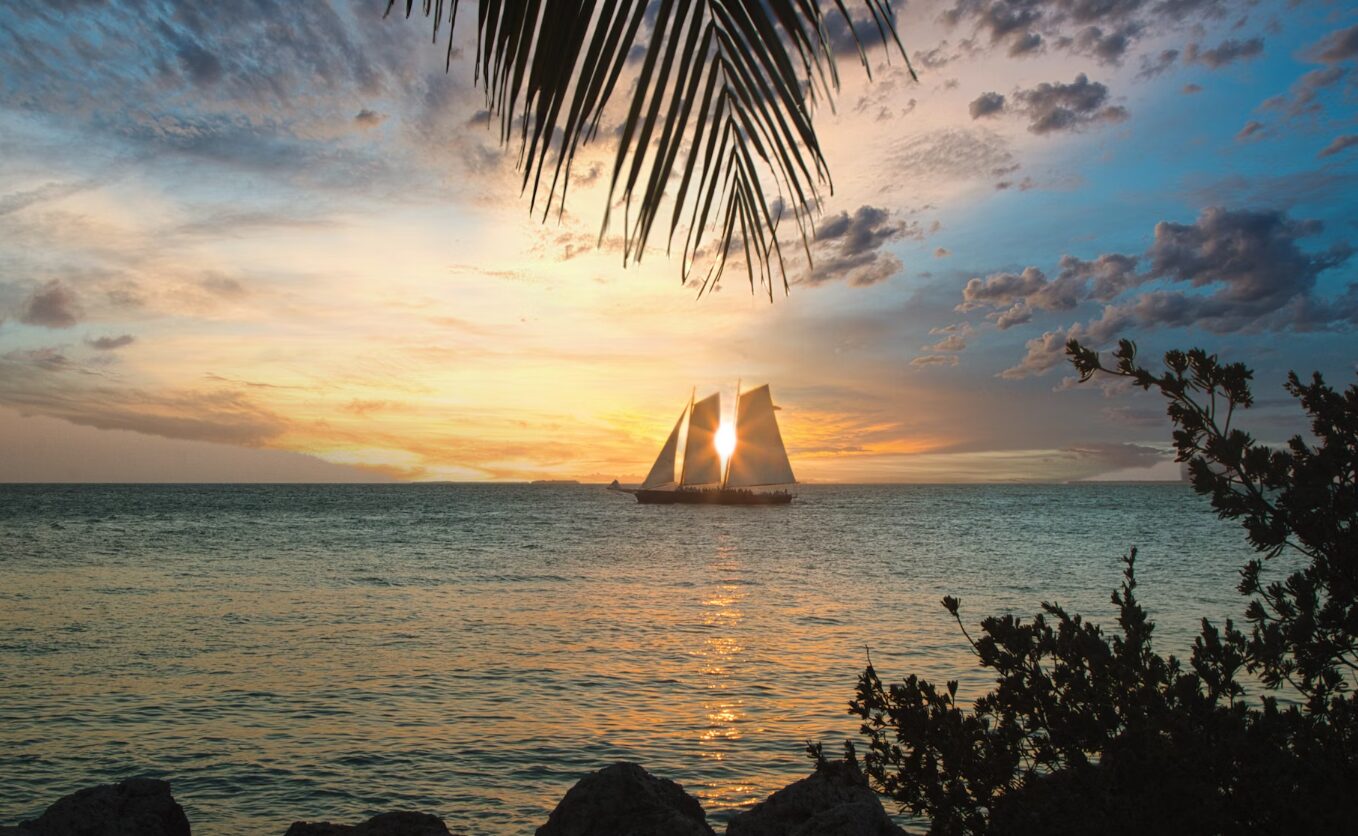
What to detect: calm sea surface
<box><xmin>1</xmin><ymin>484</ymin><xmax>1253</xmax><ymax>834</ymax></box>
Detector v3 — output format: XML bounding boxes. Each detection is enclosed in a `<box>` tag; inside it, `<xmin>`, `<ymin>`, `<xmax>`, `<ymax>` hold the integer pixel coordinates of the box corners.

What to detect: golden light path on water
<box><xmin>696</xmin><ymin>542</ymin><xmax>759</xmax><ymax>809</ymax></box>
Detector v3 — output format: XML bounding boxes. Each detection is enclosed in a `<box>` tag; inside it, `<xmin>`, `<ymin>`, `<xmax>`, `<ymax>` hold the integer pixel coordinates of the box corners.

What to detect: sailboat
<box><xmin>621</xmin><ymin>384</ymin><xmax>796</xmax><ymax>505</ymax></box>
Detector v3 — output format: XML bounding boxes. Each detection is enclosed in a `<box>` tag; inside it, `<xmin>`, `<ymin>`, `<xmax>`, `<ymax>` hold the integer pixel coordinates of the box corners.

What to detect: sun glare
<box><xmin>715</xmin><ymin>421</ymin><xmax>737</xmax><ymax>464</ymax></box>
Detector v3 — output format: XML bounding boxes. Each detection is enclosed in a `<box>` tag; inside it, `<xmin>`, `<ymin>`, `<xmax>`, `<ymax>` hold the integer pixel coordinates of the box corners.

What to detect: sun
<box><xmin>715</xmin><ymin>421</ymin><xmax>737</xmax><ymax>464</ymax></box>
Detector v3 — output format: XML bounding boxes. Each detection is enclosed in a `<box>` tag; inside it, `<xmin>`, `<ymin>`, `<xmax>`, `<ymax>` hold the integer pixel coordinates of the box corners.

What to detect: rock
<box><xmin>5</xmin><ymin>777</ymin><xmax>190</xmax><ymax>836</ymax></box>
<box><xmin>283</xmin><ymin>812</ymin><xmax>451</xmax><ymax>835</ymax></box>
<box><xmin>536</xmin><ymin>762</ymin><xmax>716</xmax><ymax>836</ymax></box>
<box><xmin>725</xmin><ymin>759</ymin><xmax>905</xmax><ymax>836</ymax></box>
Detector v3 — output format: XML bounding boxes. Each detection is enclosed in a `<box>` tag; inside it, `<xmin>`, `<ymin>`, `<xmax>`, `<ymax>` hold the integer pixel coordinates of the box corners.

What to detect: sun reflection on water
<box><xmin>692</xmin><ymin>542</ymin><xmax>765</xmax><ymax>810</ymax></box>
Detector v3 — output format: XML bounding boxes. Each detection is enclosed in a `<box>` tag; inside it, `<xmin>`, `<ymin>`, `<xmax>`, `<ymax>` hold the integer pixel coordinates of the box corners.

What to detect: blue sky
<box><xmin>0</xmin><ymin>0</ymin><xmax>1354</xmax><ymax>482</ymax></box>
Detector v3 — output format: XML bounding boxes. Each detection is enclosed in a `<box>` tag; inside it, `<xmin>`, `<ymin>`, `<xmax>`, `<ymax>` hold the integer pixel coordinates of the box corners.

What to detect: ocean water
<box><xmin>0</xmin><ymin>483</ymin><xmax>1253</xmax><ymax>834</ymax></box>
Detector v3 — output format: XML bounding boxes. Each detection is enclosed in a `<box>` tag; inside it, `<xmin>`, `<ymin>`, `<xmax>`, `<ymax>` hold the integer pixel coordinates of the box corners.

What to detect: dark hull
<box><xmin>634</xmin><ymin>488</ymin><xmax>792</xmax><ymax>505</ymax></box>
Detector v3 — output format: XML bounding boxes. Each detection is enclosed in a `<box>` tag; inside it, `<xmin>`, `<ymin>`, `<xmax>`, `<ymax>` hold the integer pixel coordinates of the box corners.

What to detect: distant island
<box><xmin>530</xmin><ymin>479</ymin><xmax>581</xmax><ymax>485</ymax></box>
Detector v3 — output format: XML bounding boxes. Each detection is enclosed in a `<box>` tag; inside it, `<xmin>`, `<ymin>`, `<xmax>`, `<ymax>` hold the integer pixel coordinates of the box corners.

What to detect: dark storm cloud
<box><xmin>86</xmin><ymin>334</ymin><xmax>136</xmax><ymax>350</ymax></box>
<box><xmin>1185</xmin><ymin>37</ymin><xmax>1263</xmax><ymax>68</ymax></box>
<box><xmin>1012</xmin><ymin>74</ymin><xmax>1129</xmax><ymax>134</ymax></box>
<box><xmin>19</xmin><ymin>280</ymin><xmax>82</xmax><ymax>328</ymax></box>
<box><xmin>1319</xmin><ymin>135</ymin><xmax>1358</xmax><ymax>159</ymax></box>
<box><xmin>806</xmin><ymin>205</ymin><xmax>912</xmax><ymax>287</ymax></box>
<box><xmin>969</xmin><ymin>91</ymin><xmax>1007</xmax><ymax>118</ymax></box>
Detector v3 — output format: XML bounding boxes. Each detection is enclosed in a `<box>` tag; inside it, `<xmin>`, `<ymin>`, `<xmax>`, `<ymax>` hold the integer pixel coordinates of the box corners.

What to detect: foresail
<box><xmin>680</xmin><ymin>393</ymin><xmax>722</xmax><ymax>486</ymax></box>
<box><xmin>726</xmin><ymin>385</ymin><xmax>795</xmax><ymax>488</ymax></box>
<box><xmin>641</xmin><ymin>407</ymin><xmax>686</xmax><ymax>489</ymax></box>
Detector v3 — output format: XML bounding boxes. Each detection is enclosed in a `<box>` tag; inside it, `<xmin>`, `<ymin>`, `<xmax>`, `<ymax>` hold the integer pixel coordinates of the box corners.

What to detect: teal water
<box><xmin>0</xmin><ymin>484</ymin><xmax>1251</xmax><ymax>833</ymax></box>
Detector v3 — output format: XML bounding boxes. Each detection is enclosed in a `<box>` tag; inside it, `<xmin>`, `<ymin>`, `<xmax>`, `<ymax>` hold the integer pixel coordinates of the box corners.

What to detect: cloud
<box><xmin>939</xmin><ymin>0</ymin><xmax>1229</xmax><ymax>68</ymax></box>
<box><xmin>354</xmin><ymin>108</ymin><xmax>387</xmax><ymax>129</ymax></box>
<box><xmin>969</xmin><ymin>91</ymin><xmax>1007</xmax><ymax>118</ymax></box>
<box><xmin>200</xmin><ymin>273</ymin><xmax>248</xmax><ymax>297</ymax></box>
<box><xmin>910</xmin><ymin>354</ymin><xmax>960</xmax><ymax>368</ymax></box>
<box><xmin>958</xmin><ymin>266</ymin><xmax>1049</xmax><ymax>310</ymax></box>
<box><xmin>1142</xmin><ymin>208</ymin><xmax>1345</xmax><ymax>313</ymax></box>
<box><xmin>1236</xmin><ymin>120</ymin><xmax>1264</xmax><ymax>141</ymax></box>
<box><xmin>3</xmin><ymin>347</ymin><xmax>77</xmax><ymax>373</ymax></box>
<box><xmin>982</xmin><ymin>207</ymin><xmax>1357</xmax><ymax>377</ymax></box>
<box><xmin>86</xmin><ymin>334</ymin><xmax>136</xmax><ymax>350</ymax></box>
<box><xmin>0</xmin><ymin>349</ymin><xmax>289</xmax><ymax>446</ymax></box>
<box><xmin>0</xmin><ymin>3</ymin><xmax>417</xmax><ymax>191</ymax></box>
<box><xmin>0</xmin><ymin>179</ymin><xmax>102</xmax><ymax>216</ymax></box>
<box><xmin>924</xmin><ymin>322</ymin><xmax>973</xmax><ymax>352</ymax></box>
<box><xmin>958</xmin><ymin>262</ymin><xmax>1094</xmax><ymax>317</ymax></box>
<box><xmin>19</xmin><ymin>280</ymin><xmax>82</xmax><ymax>328</ymax></box>
<box><xmin>1319</xmin><ymin>135</ymin><xmax>1358</xmax><ymax>159</ymax></box>
<box><xmin>1137</xmin><ymin>48</ymin><xmax>1180</xmax><ymax>79</ymax></box>
<box><xmin>1307</xmin><ymin>24</ymin><xmax>1358</xmax><ymax>64</ymax></box>
<box><xmin>999</xmin><ymin>306</ymin><xmax>1135</xmax><ymax>378</ymax></box>
<box><xmin>1101</xmin><ymin>406</ymin><xmax>1164</xmax><ymax>427</ymax></box>
<box><xmin>999</xmin><ymin>327</ymin><xmax>1074</xmax><ymax>379</ymax></box>
<box><xmin>888</xmin><ymin>128</ymin><xmax>1015</xmax><ymax>186</ymax></box>
<box><xmin>806</xmin><ymin>205</ymin><xmax>911</xmax><ymax>287</ymax></box>
<box><xmin>1061</xmin><ymin>441</ymin><xmax>1167</xmax><ymax>470</ymax></box>
<box><xmin>1185</xmin><ymin>37</ymin><xmax>1264</xmax><ymax>68</ymax></box>
<box><xmin>1263</xmin><ymin>66</ymin><xmax>1348</xmax><ymax>117</ymax></box>
<box><xmin>1061</xmin><ymin>253</ymin><xmax>1142</xmax><ymax>301</ymax></box>
<box><xmin>1063</xmin><ymin>24</ymin><xmax>1142</xmax><ymax>64</ymax></box>
<box><xmin>1182</xmin><ymin>83</ymin><xmax>1202</xmax><ymax>94</ymax></box>
<box><xmin>1012</xmin><ymin>74</ymin><xmax>1129</xmax><ymax>134</ymax></box>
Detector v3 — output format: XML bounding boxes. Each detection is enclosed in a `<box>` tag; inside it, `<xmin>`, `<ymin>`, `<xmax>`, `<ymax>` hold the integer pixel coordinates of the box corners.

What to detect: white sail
<box><xmin>725</xmin><ymin>385</ymin><xmax>795</xmax><ymax>488</ymax></box>
<box><xmin>680</xmin><ymin>392</ymin><xmax>722</xmax><ymax>486</ymax></box>
<box><xmin>641</xmin><ymin>407</ymin><xmax>686</xmax><ymax>489</ymax></box>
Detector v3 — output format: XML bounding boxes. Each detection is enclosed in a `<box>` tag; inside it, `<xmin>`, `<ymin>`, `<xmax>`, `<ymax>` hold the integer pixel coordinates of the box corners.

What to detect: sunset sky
<box><xmin>1</xmin><ymin>1</ymin><xmax>1355</xmax><ymax>483</ymax></box>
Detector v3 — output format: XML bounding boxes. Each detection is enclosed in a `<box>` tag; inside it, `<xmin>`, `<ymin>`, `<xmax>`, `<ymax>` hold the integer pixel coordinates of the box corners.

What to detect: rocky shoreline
<box><xmin>1</xmin><ymin>757</ymin><xmax>908</xmax><ymax>835</ymax></box>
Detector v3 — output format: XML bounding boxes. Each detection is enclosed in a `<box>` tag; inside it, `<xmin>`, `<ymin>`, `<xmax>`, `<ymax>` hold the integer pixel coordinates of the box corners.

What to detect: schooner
<box><xmin>617</xmin><ymin>384</ymin><xmax>796</xmax><ymax>505</ymax></box>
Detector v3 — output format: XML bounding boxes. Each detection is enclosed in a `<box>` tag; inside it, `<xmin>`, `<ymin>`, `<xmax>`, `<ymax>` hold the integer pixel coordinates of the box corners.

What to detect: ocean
<box><xmin>0</xmin><ymin>483</ymin><xmax>1251</xmax><ymax>834</ymax></box>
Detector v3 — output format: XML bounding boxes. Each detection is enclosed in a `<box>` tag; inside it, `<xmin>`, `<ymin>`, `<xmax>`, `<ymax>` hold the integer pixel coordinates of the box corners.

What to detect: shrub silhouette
<box><xmin>839</xmin><ymin>340</ymin><xmax>1357</xmax><ymax>834</ymax></box>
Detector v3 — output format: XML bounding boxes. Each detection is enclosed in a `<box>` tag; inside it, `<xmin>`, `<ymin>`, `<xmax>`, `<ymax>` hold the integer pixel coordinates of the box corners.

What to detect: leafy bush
<box><xmin>840</xmin><ymin>341</ymin><xmax>1358</xmax><ymax>834</ymax></box>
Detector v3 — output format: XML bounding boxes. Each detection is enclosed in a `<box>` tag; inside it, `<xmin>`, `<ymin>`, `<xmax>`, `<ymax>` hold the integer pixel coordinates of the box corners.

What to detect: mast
<box><xmin>680</xmin><ymin>392</ymin><xmax>722</xmax><ymax>487</ymax></box>
<box><xmin>721</xmin><ymin>378</ymin><xmax>740</xmax><ymax>489</ymax></box>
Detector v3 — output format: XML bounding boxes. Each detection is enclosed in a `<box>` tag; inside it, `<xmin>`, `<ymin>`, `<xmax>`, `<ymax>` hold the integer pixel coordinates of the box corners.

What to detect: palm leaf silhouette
<box><xmin>388</xmin><ymin>0</ymin><xmax>912</xmax><ymax>298</ymax></box>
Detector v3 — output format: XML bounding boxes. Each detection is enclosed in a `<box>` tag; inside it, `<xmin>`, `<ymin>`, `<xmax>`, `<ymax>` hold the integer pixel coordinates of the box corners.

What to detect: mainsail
<box><xmin>641</xmin><ymin>408</ymin><xmax>686</xmax><ymax>489</ymax></box>
<box><xmin>680</xmin><ymin>393</ymin><xmax>722</xmax><ymax>486</ymax></box>
<box><xmin>725</xmin><ymin>385</ymin><xmax>796</xmax><ymax>488</ymax></box>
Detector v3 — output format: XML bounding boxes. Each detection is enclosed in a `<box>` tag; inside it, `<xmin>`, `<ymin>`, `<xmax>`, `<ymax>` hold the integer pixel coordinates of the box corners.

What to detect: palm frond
<box><xmin>387</xmin><ymin>0</ymin><xmax>912</xmax><ymax>298</ymax></box>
